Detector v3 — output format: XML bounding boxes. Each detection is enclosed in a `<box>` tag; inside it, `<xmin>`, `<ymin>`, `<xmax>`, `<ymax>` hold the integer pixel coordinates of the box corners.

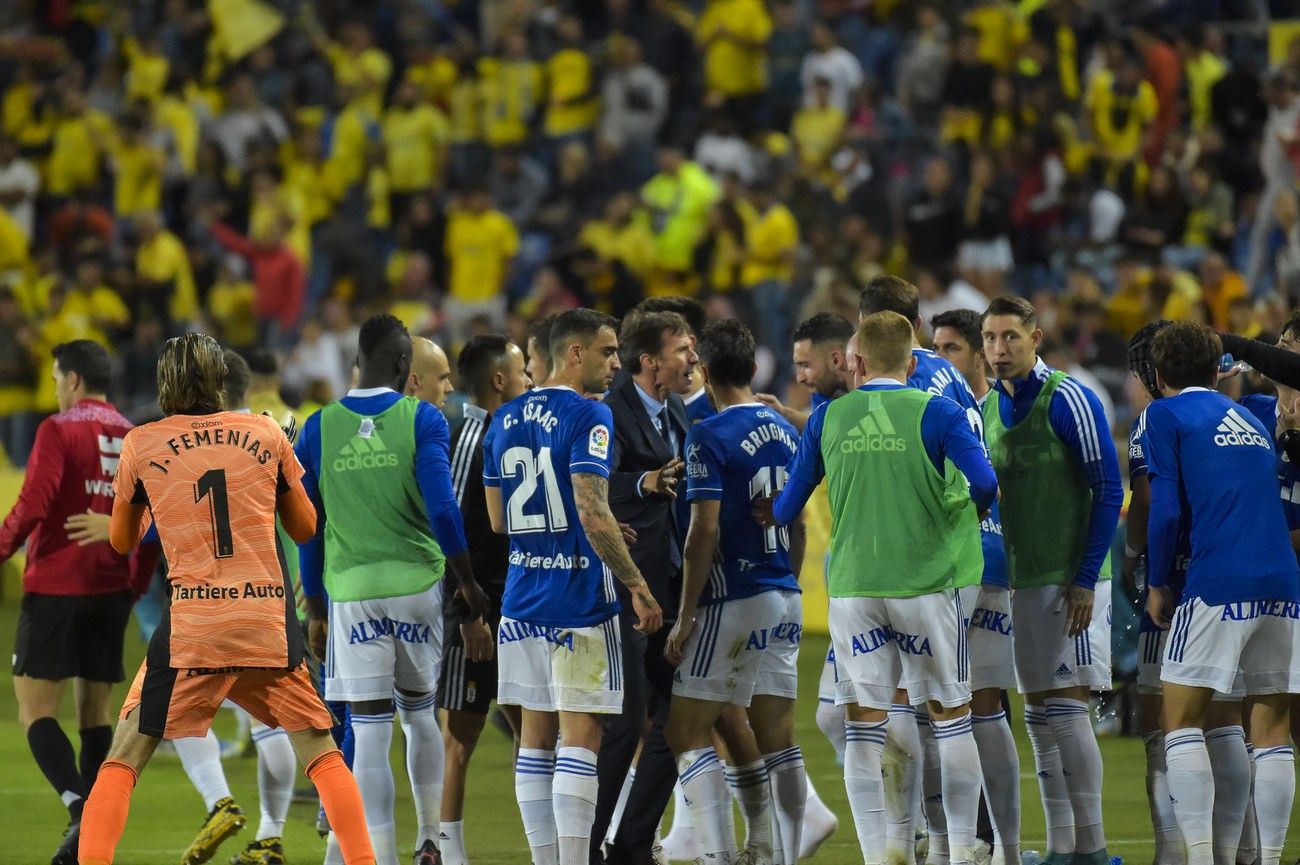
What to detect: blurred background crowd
<box><xmin>0</xmin><ymin>0</ymin><xmax>1298</xmax><ymax>468</ymax></box>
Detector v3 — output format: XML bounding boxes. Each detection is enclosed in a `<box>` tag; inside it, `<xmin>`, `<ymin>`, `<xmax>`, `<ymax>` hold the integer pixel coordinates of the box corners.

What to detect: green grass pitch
<box><xmin>3</xmin><ymin>603</ymin><xmax>1299</xmax><ymax>865</ymax></box>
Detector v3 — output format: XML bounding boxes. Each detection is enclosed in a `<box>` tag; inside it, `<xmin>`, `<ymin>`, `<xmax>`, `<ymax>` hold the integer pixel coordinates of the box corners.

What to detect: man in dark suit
<box><xmin>593</xmin><ymin>311</ymin><xmax>696</xmax><ymax>865</ymax></box>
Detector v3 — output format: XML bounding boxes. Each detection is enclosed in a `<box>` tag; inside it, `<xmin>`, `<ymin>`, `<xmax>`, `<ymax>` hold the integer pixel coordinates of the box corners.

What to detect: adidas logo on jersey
<box><xmin>1214</xmin><ymin>408</ymin><xmax>1270</xmax><ymax>449</ymax></box>
<box><xmin>840</xmin><ymin>395</ymin><xmax>907</xmax><ymax>453</ymax></box>
<box><xmin>333</xmin><ymin>435</ymin><xmax>399</xmax><ymax>471</ymax></box>
<box><xmin>1055</xmin><ymin>663</ymin><xmax>1071</xmax><ymax>677</ymax></box>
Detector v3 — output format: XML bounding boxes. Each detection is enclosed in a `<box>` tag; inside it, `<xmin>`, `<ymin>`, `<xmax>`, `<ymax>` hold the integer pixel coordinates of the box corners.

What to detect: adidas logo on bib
<box><xmin>1213</xmin><ymin>408</ymin><xmax>1270</xmax><ymax>449</ymax></box>
<box><xmin>333</xmin><ymin>435</ymin><xmax>399</xmax><ymax>471</ymax></box>
<box><xmin>841</xmin><ymin>394</ymin><xmax>908</xmax><ymax>453</ymax></box>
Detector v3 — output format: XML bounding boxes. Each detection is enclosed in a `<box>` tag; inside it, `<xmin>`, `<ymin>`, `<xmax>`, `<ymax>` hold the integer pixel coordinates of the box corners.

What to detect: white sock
<box><xmin>817</xmin><ymin>699</ymin><xmax>848</xmax><ymax>764</ymax></box>
<box><xmin>440</xmin><ymin>820</ymin><xmax>468</xmax><ymax>865</ymax></box>
<box><xmin>1252</xmin><ymin>745</ymin><xmax>1295</xmax><ymax>865</ymax></box>
<box><xmin>801</xmin><ymin>775</ymin><xmax>839</xmax><ymax>861</ymax></box>
<box><xmin>765</xmin><ymin>747</ymin><xmax>806</xmax><ymax>865</ymax></box>
<box><xmin>1166</xmin><ymin>728</ymin><xmax>1214</xmax><ymax>865</ymax></box>
<box><xmin>604</xmin><ymin>767</ymin><xmax>635</xmax><ymax>846</ymax></box>
<box><xmin>174</xmin><ymin>730</ymin><xmax>232</xmax><ymax>811</ymax></box>
<box><xmin>1143</xmin><ymin>732</ymin><xmax>1185</xmax><ymax>865</ymax></box>
<box><xmin>324</xmin><ymin>832</ymin><xmax>344</xmax><ymax>865</ymax></box>
<box><xmin>724</xmin><ymin>763</ymin><xmax>749</xmax><ymax>842</ymax></box>
<box><xmin>1045</xmin><ymin>698</ymin><xmax>1105</xmax><ymax>855</ymax></box>
<box><xmin>845</xmin><ymin>719</ymin><xmax>889</xmax><ymax>865</ymax></box>
<box><xmin>918</xmin><ymin>713</ymin><xmax>949</xmax><ymax>865</ymax></box>
<box><xmin>251</xmin><ymin>725</ymin><xmax>294</xmax><ymax>840</ymax></box>
<box><xmin>932</xmin><ymin>714</ymin><xmax>981</xmax><ymax>865</ymax></box>
<box><xmin>885</xmin><ymin>704</ymin><xmax>921</xmax><ymax>865</ymax></box>
<box><xmin>1239</xmin><ymin>745</ymin><xmax>1258</xmax><ymax>865</ymax></box>
<box><xmin>1206</xmin><ymin>726</ymin><xmax>1251</xmax><ymax>865</ymax></box>
<box><xmin>663</xmin><ymin>781</ymin><xmax>695</xmax><ymax>843</ymax></box>
<box><xmin>554</xmin><ymin>746</ymin><xmax>599</xmax><ymax>865</ymax></box>
<box><xmin>353</xmin><ymin>712</ymin><xmax>399</xmax><ymax>865</ymax></box>
<box><xmin>1024</xmin><ymin>705</ymin><xmax>1075</xmax><ymax>855</ymax></box>
<box><xmin>397</xmin><ymin>691</ymin><xmax>444</xmax><ymax>848</ymax></box>
<box><xmin>733</xmin><ymin>759</ymin><xmax>773</xmax><ymax>858</ymax></box>
<box><xmin>972</xmin><ymin>712</ymin><xmax>1020</xmax><ymax>865</ymax></box>
<box><xmin>678</xmin><ymin>747</ymin><xmax>734</xmax><ymax>861</ymax></box>
<box><xmin>515</xmin><ymin>748</ymin><xmax>559</xmax><ymax>865</ymax></box>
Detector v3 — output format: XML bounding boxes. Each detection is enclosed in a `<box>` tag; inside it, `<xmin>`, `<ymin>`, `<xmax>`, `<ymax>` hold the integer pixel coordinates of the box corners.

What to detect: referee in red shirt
<box><xmin>1</xmin><ymin>341</ymin><xmax>150</xmax><ymax>865</ymax></box>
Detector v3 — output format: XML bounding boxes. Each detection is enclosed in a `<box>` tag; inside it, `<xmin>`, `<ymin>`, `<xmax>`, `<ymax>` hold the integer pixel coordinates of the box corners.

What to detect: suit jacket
<box><xmin>604</xmin><ymin>374</ymin><xmax>689</xmax><ymax>618</ymax></box>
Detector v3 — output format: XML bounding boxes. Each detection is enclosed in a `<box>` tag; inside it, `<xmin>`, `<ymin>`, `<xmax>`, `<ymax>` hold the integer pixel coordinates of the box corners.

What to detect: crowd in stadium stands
<box><xmin>0</xmin><ymin>0</ymin><xmax>1297</xmax><ymax>464</ymax></box>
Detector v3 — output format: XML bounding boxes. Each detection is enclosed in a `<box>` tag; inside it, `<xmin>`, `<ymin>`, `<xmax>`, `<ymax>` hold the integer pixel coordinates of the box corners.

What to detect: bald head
<box><xmin>407</xmin><ymin>337</ymin><xmax>454</xmax><ymax>409</ymax></box>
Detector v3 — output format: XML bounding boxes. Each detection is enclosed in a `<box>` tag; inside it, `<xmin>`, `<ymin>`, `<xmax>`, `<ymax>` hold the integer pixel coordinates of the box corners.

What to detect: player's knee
<box><xmin>444</xmin><ymin>711</ymin><xmax>486</xmax><ymax>753</ymax></box>
<box><xmin>969</xmin><ymin>688</ymin><xmax>1003</xmax><ymax>716</ymax></box>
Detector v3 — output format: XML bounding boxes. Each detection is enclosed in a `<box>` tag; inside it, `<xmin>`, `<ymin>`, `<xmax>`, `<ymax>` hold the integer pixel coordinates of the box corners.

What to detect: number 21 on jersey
<box><xmin>502</xmin><ymin>446</ymin><xmax>569</xmax><ymax>533</ymax></box>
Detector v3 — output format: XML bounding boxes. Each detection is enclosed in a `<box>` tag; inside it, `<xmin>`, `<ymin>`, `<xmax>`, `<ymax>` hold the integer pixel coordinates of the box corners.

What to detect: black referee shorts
<box><xmin>13</xmin><ymin>591</ymin><xmax>134</xmax><ymax>683</ymax></box>
<box><xmin>438</xmin><ymin>600</ymin><xmax>500</xmax><ymax>715</ymax></box>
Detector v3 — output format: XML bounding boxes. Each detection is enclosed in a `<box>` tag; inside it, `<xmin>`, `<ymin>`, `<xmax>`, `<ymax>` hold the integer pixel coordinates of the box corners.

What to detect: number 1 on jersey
<box><xmin>749</xmin><ymin>465</ymin><xmax>789</xmax><ymax>553</ymax></box>
<box><xmin>196</xmin><ymin>468</ymin><xmax>235</xmax><ymax>558</ymax></box>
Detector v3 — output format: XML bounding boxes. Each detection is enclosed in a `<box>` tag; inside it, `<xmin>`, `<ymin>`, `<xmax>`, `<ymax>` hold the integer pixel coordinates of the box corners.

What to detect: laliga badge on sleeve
<box><xmin>358</xmin><ymin>417</ymin><xmax>375</xmax><ymax>439</ymax></box>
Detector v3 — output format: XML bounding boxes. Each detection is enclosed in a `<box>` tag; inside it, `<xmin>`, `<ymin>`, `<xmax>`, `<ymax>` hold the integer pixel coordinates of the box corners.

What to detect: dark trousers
<box><xmin>591</xmin><ymin>614</ymin><xmax>677</xmax><ymax>865</ymax></box>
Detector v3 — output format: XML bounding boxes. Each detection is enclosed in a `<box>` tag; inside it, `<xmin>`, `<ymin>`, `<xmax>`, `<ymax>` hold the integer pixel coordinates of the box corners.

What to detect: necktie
<box><xmin>656</xmin><ymin>408</ymin><xmax>672</xmax><ymax>451</ymax></box>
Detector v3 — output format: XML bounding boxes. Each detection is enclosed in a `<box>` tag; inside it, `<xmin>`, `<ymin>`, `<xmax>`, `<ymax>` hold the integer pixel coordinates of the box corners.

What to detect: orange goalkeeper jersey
<box><xmin>114</xmin><ymin>412</ymin><xmax>307</xmax><ymax>669</ymax></box>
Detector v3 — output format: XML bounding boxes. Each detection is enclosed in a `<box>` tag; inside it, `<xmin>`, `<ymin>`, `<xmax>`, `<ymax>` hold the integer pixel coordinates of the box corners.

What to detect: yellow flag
<box><xmin>209</xmin><ymin>0</ymin><xmax>284</xmax><ymax>62</ymax></box>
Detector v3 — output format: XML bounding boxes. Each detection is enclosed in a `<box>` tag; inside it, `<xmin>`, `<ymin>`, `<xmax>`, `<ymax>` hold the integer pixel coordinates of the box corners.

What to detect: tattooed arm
<box><xmin>573</xmin><ymin>472</ymin><xmax>663</xmax><ymax>634</ymax></box>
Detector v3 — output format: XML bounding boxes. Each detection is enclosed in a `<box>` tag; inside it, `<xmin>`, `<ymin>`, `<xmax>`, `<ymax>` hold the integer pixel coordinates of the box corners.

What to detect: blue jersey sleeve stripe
<box><xmin>570</xmin><ymin>460</ymin><xmax>610</xmax><ymax>474</ymax></box>
<box><xmin>1056</xmin><ymin>379</ymin><xmax>1102</xmax><ymax>464</ymax></box>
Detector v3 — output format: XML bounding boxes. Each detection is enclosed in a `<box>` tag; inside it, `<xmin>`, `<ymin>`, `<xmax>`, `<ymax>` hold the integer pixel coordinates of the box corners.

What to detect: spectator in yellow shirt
<box><xmin>741</xmin><ymin>179</ymin><xmax>799</xmax><ymax>381</ymax></box>
<box><xmin>579</xmin><ymin>192</ymin><xmax>656</xmax><ymax>278</ymax></box>
<box><xmin>448</xmin><ymin>52</ymin><xmax>487</xmax><ymax>185</ymax></box>
<box><xmin>383</xmin><ymin>80</ymin><xmax>450</xmax><ymax>220</ymax></box>
<box><xmin>1176</xmin><ymin>26</ymin><xmax>1228</xmax><ymax>132</ymax></box>
<box><xmin>207</xmin><ymin>254</ymin><xmax>258</xmax><ymax>349</ymax></box>
<box><xmin>444</xmin><ymin>186</ymin><xmax>519</xmax><ymax>342</ymax></box>
<box><xmin>697</xmin><ymin>0</ymin><xmax>773</xmax><ymax>127</ymax></box>
<box><xmin>133</xmin><ymin>210</ymin><xmax>197</xmax><ymax>326</ymax></box>
<box><xmin>314</xmin><ymin>19</ymin><xmax>393</xmax><ymax>117</ymax></box>
<box><xmin>544</xmin><ymin>17</ymin><xmax>601</xmax><ymax>142</ymax></box>
<box><xmin>481</xmin><ymin>31</ymin><xmax>543</xmax><ymax>148</ymax></box>
<box><xmin>121</xmin><ymin>31</ymin><xmax>169</xmax><ymax>104</ymax></box>
<box><xmin>66</xmin><ymin>256</ymin><xmax>131</xmax><ymax>347</ymax></box>
<box><xmin>641</xmin><ymin>146</ymin><xmax>720</xmax><ymax>276</ymax></box>
<box><xmin>46</xmin><ymin>89</ymin><xmax>113</xmax><ymax>198</ymax></box>
<box><xmin>1086</xmin><ymin>51</ymin><xmax>1157</xmax><ymax>172</ymax></box>
<box><xmin>108</xmin><ymin>113</ymin><xmax>165</xmax><ymax>218</ymax></box>
<box><xmin>791</xmin><ymin>77</ymin><xmax>846</xmax><ymax>187</ymax></box>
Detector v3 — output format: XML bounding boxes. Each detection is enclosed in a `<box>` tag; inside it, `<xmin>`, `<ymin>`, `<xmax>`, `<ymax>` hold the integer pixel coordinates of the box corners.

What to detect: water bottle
<box><xmin>1111</xmin><ymin>857</ymin><xmax>1124</xmax><ymax>865</ymax></box>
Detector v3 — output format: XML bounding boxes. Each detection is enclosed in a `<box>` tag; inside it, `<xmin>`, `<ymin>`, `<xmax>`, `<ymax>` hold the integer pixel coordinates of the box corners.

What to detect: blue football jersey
<box><xmin>684</xmin><ymin>387</ymin><xmax>716</xmax><ymax>426</ymax></box>
<box><xmin>1240</xmin><ymin>393</ymin><xmax>1300</xmax><ymax>532</ymax></box>
<box><xmin>916</xmin><ymin>351</ymin><xmax>1007</xmax><ymax>588</ymax></box>
<box><xmin>1142</xmin><ymin>389</ymin><xmax>1300</xmax><ymax>606</ymax></box>
<box><xmin>684</xmin><ymin>403</ymin><xmax>801</xmax><ymax>605</ymax></box>
<box><xmin>1129</xmin><ymin>412</ymin><xmax>1189</xmax><ymax>632</ymax></box>
<box><xmin>483</xmin><ymin>386</ymin><xmax>620</xmax><ymax>627</ymax></box>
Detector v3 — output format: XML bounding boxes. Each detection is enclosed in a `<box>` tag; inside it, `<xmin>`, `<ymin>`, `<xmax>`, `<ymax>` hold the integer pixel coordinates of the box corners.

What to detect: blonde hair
<box><xmin>158</xmin><ymin>333</ymin><xmax>227</xmax><ymax>415</ymax></box>
<box><xmin>856</xmin><ymin>311</ymin><xmax>914</xmax><ymax>374</ymax></box>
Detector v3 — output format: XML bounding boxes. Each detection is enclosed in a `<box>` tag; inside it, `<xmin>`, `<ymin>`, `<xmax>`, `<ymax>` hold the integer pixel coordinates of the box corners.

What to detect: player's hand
<box><xmin>457</xmin><ymin>578</ymin><xmax>492</xmax><ymax>624</ymax></box>
<box><xmin>308</xmin><ymin>616</ymin><xmax>328</xmax><ymax>661</ymax></box>
<box><xmin>1146</xmin><ymin>584</ymin><xmax>1174</xmax><ymax>631</ymax></box>
<box><xmin>1281</xmin><ymin>400</ymin><xmax>1300</xmax><ymax>433</ymax></box>
<box><xmin>1060</xmin><ymin>584</ymin><xmax>1095</xmax><ymax>637</ymax></box>
<box><xmin>664</xmin><ymin>613</ymin><xmax>695</xmax><ymax>666</ymax></box>
<box><xmin>630</xmin><ymin>582</ymin><xmax>663</xmax><ymax>634</ymax></box>
<box><xmin>64</xmin><ymin>509</ymin><xmax>110</xmax><ymax>545</ymax></box>
<box><xmin>752</xmin><ymin>493</ymin><xmax>777</xmax><ymax>528</ymax></box>
<box><xmin>266</xmin><ymin>410</ymin><xmax>298</xmax><ymax>444</ymax></box>
<box><xmin>460</xmin><ymin>617</ymin><xmax>495</xmax><ymax>663</ymax></box>
<box><xmin>619</xmin><ymin>522</ymin><xmax>638</xmax><ymax>545</ymax></box>
<box><xmin>754</xmin><ymin>392</ymin><xmax>785</xmax><ymax>414</ymax></box>
<box><xmin>642</xmin><ymin>457</ymin><xmax>684</xmax><ymax>498</ymax></box>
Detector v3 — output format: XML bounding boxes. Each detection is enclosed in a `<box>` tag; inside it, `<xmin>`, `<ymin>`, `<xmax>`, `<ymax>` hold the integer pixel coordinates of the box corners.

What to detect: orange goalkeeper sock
<box><xmin>307</xmin><ymin>749</ymin><xmax>376</xmax><ymax>865</ymax></box>
<box><xmin>78</xmin><ymin>759</ymin><xmax>138</xmax><ymax>865</ymax></box>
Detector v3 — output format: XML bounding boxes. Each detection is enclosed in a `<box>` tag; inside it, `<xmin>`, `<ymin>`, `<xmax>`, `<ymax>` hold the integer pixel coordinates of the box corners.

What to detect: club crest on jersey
<box><xmin>589</xmin><ymin>424</ymin><xmax>609</xmax><ymax>459</ymax></box>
